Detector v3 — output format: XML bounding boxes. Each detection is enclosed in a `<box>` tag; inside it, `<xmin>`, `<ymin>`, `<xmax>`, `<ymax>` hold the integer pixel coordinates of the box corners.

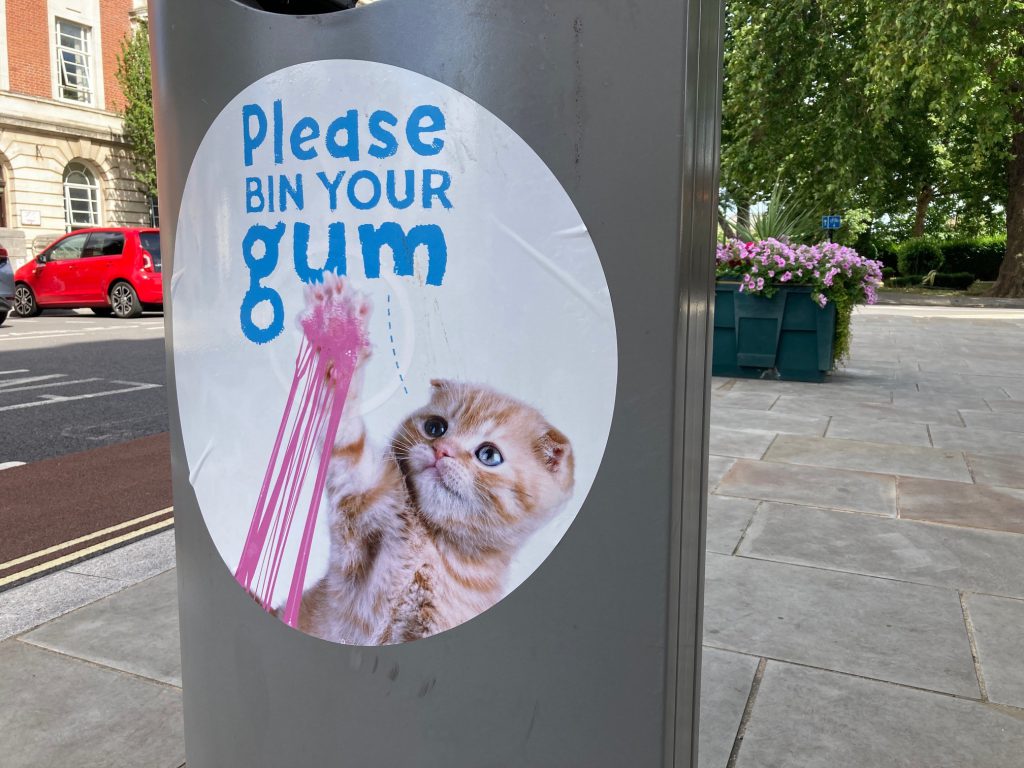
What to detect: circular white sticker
<box><xmin>173</xmin><ymin>60</ymin><xmax>617</xmax><ymax>645</ymax></box>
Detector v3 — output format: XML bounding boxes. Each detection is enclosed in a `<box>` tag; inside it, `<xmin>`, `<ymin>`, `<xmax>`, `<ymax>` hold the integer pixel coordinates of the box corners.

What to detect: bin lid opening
<box><xmin>236</xmin><ymin>0</ymin><xmax>355</xmax><ymax>14</ymax></box>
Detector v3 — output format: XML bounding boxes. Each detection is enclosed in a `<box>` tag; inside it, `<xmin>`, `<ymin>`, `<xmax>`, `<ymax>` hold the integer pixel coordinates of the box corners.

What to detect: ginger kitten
<box><xmin>297</xmin><ymin>277</ymin><xmax>575</xmax><ymax>644</ymax></box>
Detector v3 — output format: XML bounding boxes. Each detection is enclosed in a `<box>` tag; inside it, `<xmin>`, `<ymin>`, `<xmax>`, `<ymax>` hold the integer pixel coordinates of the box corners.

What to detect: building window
<box><xmin>56</xmin><ymin>20</ymin><xmax>93</xmax><ymax>104</ymax></box>
<box><xmin>64</xmin><ymin>162</ymin><xmax>100</xmax><ymax>230</ymax></box>
<box><xmin>149</xmin><ymin>195</ymin><xmax>160</xmax><ymax>228</ymax></box>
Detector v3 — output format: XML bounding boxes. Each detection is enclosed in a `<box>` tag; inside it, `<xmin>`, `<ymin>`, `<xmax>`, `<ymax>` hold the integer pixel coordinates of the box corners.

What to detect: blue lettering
<box><xmin>316</xmin><ymin>171</ymin><xmax>346</xmax><ymax>211</ymax></box>
<box><xmin>279</xmin><ymin>174</ymin><xmax>304</xmax><ymax>211</ymax></box>
<box><xmin>242</xmin><ymin>103</ymin><xmax>268</xmax><ymax>167</ymax></box>
<box><xmin>385</xmin><ymin>170</ymin><xmax>416</xmax><ymax>209</ymax></box>
<box><xmin>348</xmin><ymin>170</ymin><xmax>382</xmax><ymax>210</ymax></box>
<box><xmin>245</xmin><ymin>177</ymin><xmax>265</xmax><ymax>213</ymax></box>
<box><xmin>272</xmin><ymin>100</ymin><xmax>284</xmax><ymax>165</ymax></box>
<box><xmin>406</xmin><ymin>105</ymin><xmax>445</xmax><ymax>156</ymax></box>
<box><xmin>368</xmin><ymin>110</ymin><xmax>399</xmax><ymax>159</ymax></box>
<box><xmin>241</xmin><ymin>223</ymin><xmax>286</xmax><ymax>344</ymax></box>
<box><xmin>326</xmin><ymin>110</ymin><xmax>360</xmax><ymax>161</ymax></box>
<box><xmin>294</xmin><ymin>222</ymin><xmax>347</xmax><ymax>285</ymax></box>
<box><xmin>359</xmin><ymin>222</ymin><xmax>447</xmax><ymax>286</ymax></box>
<box><xmin>290</xmin><ymin>116</ymin><xmax>320</xmax><ymax>161</ymax></box>
<box><xmin>422</xmin><ymin>170</ymin><xmax>452</xmax><ymax>209</ymax></box>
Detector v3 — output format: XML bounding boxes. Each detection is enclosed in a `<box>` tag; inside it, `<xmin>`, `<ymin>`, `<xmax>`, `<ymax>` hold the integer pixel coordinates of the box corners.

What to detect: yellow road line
<box><xmin>0</xmin><ymin>507</ymin><xmax>174</xmax><ymax>572</ymax></box>
<box><xmin>0</xmin><ymin>517</ymin><xmax>175</xmax><ymax>588</ymax></box>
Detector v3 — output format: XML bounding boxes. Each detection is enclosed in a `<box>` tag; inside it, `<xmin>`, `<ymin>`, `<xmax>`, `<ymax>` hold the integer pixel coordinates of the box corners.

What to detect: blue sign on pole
<box><xmin>822</xmin><ymin>215</ymin><xmax>842</xmax><ymax>230</ymax></box>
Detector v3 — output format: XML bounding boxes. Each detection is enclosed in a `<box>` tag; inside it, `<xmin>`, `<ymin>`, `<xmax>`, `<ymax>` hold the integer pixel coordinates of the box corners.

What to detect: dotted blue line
<box><xmin>386</xmin><ymin>293</ymin><xmax>409</xmax><ymax>395</ymax></box>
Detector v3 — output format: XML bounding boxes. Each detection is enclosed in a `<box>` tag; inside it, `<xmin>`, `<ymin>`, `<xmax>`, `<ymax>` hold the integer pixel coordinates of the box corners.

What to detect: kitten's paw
<box><xmin>301</xmin><ymin>273</ymin><xmax>373</xmax><ymax>369</ymax></box>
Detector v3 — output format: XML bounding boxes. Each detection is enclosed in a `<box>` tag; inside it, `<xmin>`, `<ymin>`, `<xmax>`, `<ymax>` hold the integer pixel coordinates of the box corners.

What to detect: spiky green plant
<box><xmin>732</xmin><ymin>180</ymin><xmax>819</xmax><ymax>243</ymax></box>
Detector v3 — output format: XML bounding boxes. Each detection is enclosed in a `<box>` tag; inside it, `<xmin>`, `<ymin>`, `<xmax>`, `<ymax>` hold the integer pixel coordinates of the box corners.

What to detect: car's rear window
<box><xmin>83</xmin><ymin>232</ymin><xmax>125</xmax><ymax>257</ymax></box>
<box><xmin>139</xmin><ymin>232</ymin><xmax>162</xmax><ymax>272</ymax></box>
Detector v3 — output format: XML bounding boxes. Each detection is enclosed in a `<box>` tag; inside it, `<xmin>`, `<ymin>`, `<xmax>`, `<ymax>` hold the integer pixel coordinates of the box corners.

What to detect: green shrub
<box><xmin>886</xmin><ymin>273</ymin><xmax>975</xmax><ymax>290</ymax></box>
<box><xmin>897</xmin><ymin>239</ymin><xmax>944</xmax><ymax>276</ymax></box>
<box><xmin>887</xmin><ymin>275</ymin><xmax>923</xmax><ymax>288</ymax></box>
<box><xmin>882</xmin><ymin>266</ymin><xmax>897</xmax><ymax>279</ymax></box>
<box><xmin>939</xmin><ymin>237</ymin><xmax>1005</xmax><ymax>281</ymax></box>
<box><xmin>930</xmin><ymin>272</ymin><xmax>976</xmax><ymax>290</ymax></box>
<box><xmin>876</xmin><ymin>242</ymin><xmax>900</xmax><ymax>272</ymax></box>
<box><xmin>853</xmin><ymin>232</ymin><xmax>879</xmax><ymax>262</ymax></box>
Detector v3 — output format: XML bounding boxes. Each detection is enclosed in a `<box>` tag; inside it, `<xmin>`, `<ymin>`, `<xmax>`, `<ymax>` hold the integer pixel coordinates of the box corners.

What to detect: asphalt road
<box><xmin>0</xmin><ymin>310</ymin><xmax>168</xmax><ymax>464</ymax></box>
<box><xmin>0</xmin><ymin>310</ymin><xmax>172</xmax><ymax>589</ymax></box>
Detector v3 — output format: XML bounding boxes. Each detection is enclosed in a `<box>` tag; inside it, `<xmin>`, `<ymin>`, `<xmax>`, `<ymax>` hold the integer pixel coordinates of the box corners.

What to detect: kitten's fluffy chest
<box><xmin>320</xmin><ymin>505</ymin><xmax>506</xmax><ymax>645</ymax></box>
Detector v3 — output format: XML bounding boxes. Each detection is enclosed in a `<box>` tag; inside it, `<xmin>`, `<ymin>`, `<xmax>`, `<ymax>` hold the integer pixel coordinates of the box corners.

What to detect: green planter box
<box><xmin>713</xmin><ymin>282</ymin><xmax>836</xmax><ymax>382</ymax></box>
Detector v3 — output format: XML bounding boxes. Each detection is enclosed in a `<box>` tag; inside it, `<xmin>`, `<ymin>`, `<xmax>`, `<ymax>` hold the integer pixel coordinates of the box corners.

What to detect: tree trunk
<box><xmin>736</xmin><ymin>199</ymin><xmax>751</xmax><ymax>231</ymax></box>
<box><xmin>911</xmin><ymin>184</ymin><xmax>933</xmax><ymax>238</ymax></box>
<box><xmin>718</xmin><ymin>211</ymin><xmax>736</xmax><ymax>241</ymax></box>
<box><xmin>990</xmin><ymin>123</ymin><xmax>1024</xmax><ymax>298</ymax></box>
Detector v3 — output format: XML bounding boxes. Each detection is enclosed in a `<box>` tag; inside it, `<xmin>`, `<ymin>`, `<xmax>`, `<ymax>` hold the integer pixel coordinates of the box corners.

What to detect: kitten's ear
<box><xmin>429</xmin><ymin>379</ymin><xmax>454</xmax><ymax>400</ymax></box>
<box><xmin>536</xmin><ymin>427</ymin><xmax>574</xmax><ymax>476</ymax></box>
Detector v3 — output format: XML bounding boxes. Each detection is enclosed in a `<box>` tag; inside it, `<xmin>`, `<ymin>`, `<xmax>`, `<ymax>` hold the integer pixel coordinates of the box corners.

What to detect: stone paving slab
<box><xmin>22</xmin><ymin>571</ymin><xmax>181</xmax><ymax>686</ymax></box>
<box><xmin>0</xmin><ymin>532</ymin><xmax>178</xmax><ymax>642</ymax></box>
<box><xmin>985</xmin><ymin>399</ymin><xmax>1024</xmax><ymax>413</ymax></box>
<box><xmin>912</xmin><ymin>382</ymin><xmax>1014</xmax><ymax>402</ymax></box>
<box><xmin>739</xmin><ymin>502</ymin><xmax>1024</xmax><ymax>599</ymax></box>
<box><xmin>735</xmin><ymin>662</ymin><xmax>1024</xmax><ymax>768</ymax></box>
<box><xmin>708</xmin><ymin>427</ymin><xmax>777</xmax><ymax>460</ymax></box>
<box><xmin>703</xmin><ymin>553</ymin><xmax>979</xmax><ymax>696</ymax></box>
<box><xmin>66</xmin><ymin>530</ymin><xmax>176</xmax><ymax>583</ymax></box>
<box><xmin>698</xmin><ymin>648</ymin><xmax>759</xmax><ymax>768</ymax></box>
<box><xmin>708</xmin><ymin>406</ymin><xmax>829</xmax><ymax>437</ymax></box>
<box><xmin>999</xmin><ymin>382</ymin><xmax>1024</xmax><ymax>400</ymax></box>
<box><xmin>967</xmin><ymin>452</ymin><xmax>1024</xmax><ymax>490</ymax></box>
<box><xmin>0</xmin><ymin>640</ymin><xmax>185</xmax><ymax>768</ymax></box>
<box><xmin>929</xmin><ymin>424</ymin><xmax>1024</xmax><ymax>458</ymax></box>
<box><xmin>965</xmin><ymin>593</ymin><xmax>1024</xmax><ymax>709</ymax></box>
<box><xmin>707</xmin><ymin>456</ymin><xmax>737</xmax><ymax>492</ymax></box>
<box><xmin>764</xmin><ymin>435</ymin><xmax>973</xmax><ymax>483</ymax></box>
<box><xmin>888</xmin><ymin>391</ymin><xmax>994</xmax><ymax>411</ymax></box>
<box><xmin>729</xmin><ymin>379</ymin><xmax>895</xmax><ymax>400</ymax></box>
<box><xmin>705</xmin><ymin>496</ymin><xmax>758</xmax><ymax>555</ymax></box>
<box><xmin>771</xmin><ymin>396</ymin><xmax>967</xmax><ymax>426</ymax></box>
<box><xmin>899</xmin><ymin>477</ymin><xmax>1024</xmax><ymax>535</ymax></box>
<box><xmin>717</xmin><ymin>460</ymin><xmax>898</xmax><ymax>516</ymax></box>
<box><xmin>824</xmin><ymin>416</ymin><xmax>932</xmax><ymax>447</ymax></box>
<box><xmin>959</xmin><ymin>410</ymin><xmax>1024</xmax><ymax>434</ymax></box>
<box><xmin>0</xmin><ymin>570</ymin><xmax>125</xmax><ymax>641</ymax></box>
<box><xmin>711</xmin><ymin>389</ymin><xmax>780</xmax><ymax>411</ymax></box>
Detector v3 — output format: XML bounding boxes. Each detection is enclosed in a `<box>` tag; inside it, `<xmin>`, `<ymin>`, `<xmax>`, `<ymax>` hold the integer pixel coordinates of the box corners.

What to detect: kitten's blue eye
<box><xmin>424</xmin><ymin>417</ymin><xmax>448</xmax><ymax>438</ymax></box>
<box><xmin>475</xmin><ymin>443</ymin><xmax>503</xmax><ymax>467</ymax></box>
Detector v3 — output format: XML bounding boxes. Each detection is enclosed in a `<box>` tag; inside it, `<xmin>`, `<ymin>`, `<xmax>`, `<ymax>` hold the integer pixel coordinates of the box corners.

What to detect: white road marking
<box><xmin>0</xmin><ymin>381</ymin><xmax>162</xmax><ymax>412</ymax></box>
<box><xmin>0</xmin><ymin>461</ymin><xmax>26</xmax><ymax>471</ymax></box>
<box><xmin>0</xmin><ymin>332</ymin><xmax>89</xmax><ymax>342</ymax></box>
<box><xmin>0</xmin><ymin>374</ymin><xmax>66</xmax><ymax>389</ymax></box>
<box><xmin>0</xmin><ymin>378</ymin><xmax>102</xmax><ymax>395</ymax></box>
<box><xmin>0</xmin><ymin>370</ymin><xmax>31</xmax><ymax>376</ymax></box>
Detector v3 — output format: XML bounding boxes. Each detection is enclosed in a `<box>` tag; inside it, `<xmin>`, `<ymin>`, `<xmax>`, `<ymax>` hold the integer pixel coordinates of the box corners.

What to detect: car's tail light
<box><xmin>0</xmin><ymin>246</ymin><xmax>8</xmax><ymax>265</ymax></box>
<box><xmin>141</xmin><ymin>251</ymin><xmax>154</xmax><ymax>271</ymax></box>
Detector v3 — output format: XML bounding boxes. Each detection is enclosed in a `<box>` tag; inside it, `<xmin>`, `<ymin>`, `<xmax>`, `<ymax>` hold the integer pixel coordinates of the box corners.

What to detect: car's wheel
<box><xmin>91</xmin><ymin>307</ymin><xmax>113</xmax><ymax>317</ymax></box>
<box><xmin>110</xmin><ymin>282</ymin><xmax>143</xmax><ymax>319</ymax></box>
<box><xmin>0</xmin><ymin>310</ymin><xmax>7</xmax><ymax>326</ymax></box>
<box><xmin>13</xmin><ymin>284</ymin><xmax>41</xmax><ymax>317</ymax></box>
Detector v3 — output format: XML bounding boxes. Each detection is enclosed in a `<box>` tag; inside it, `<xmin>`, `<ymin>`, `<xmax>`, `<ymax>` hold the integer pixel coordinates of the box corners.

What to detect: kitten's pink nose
<box><xmin>433</xmin><ymin>443</ymin><xmax>454</xmax><ymax>461</ymax></box>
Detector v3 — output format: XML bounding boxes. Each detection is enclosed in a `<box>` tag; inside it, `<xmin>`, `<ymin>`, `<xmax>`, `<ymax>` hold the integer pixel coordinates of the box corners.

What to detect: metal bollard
<box><xmin>151</xmin><ymin>1</ymin><xmax>722</xmax><ymax>765</ymax></box>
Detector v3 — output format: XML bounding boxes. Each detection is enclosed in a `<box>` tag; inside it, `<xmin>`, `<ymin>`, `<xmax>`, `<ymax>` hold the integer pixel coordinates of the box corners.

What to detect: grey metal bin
<box><xmin>150</xmin><ymin>0</ymin><xmax>723</xmax><ymax>765</ymax></box>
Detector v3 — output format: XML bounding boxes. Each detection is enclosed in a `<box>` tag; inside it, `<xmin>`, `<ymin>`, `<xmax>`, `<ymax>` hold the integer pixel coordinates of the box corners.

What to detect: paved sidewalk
<box><xmin>1</xmin><ymin>304</ymin><xmax>1023</xmax><ymax>766</ymax></box>
<box><xmin>701</xmin><ymin>304</ymin><xmax>1024</xmax><ymax>767</ymax></box>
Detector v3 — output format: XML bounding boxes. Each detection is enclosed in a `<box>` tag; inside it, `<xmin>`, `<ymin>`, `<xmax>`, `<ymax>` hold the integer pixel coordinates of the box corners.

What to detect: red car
<box><xmin>13</xmin><ymin>228</ymin><xmax>162</xmax><ymax>319</ymax></box>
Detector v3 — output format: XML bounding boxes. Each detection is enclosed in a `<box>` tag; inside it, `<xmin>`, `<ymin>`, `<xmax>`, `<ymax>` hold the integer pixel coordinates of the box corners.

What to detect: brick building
<box><xmin>0</xmin><ymin>0</ymin><xmax>151</xmax><ymax>268</ymax></box>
